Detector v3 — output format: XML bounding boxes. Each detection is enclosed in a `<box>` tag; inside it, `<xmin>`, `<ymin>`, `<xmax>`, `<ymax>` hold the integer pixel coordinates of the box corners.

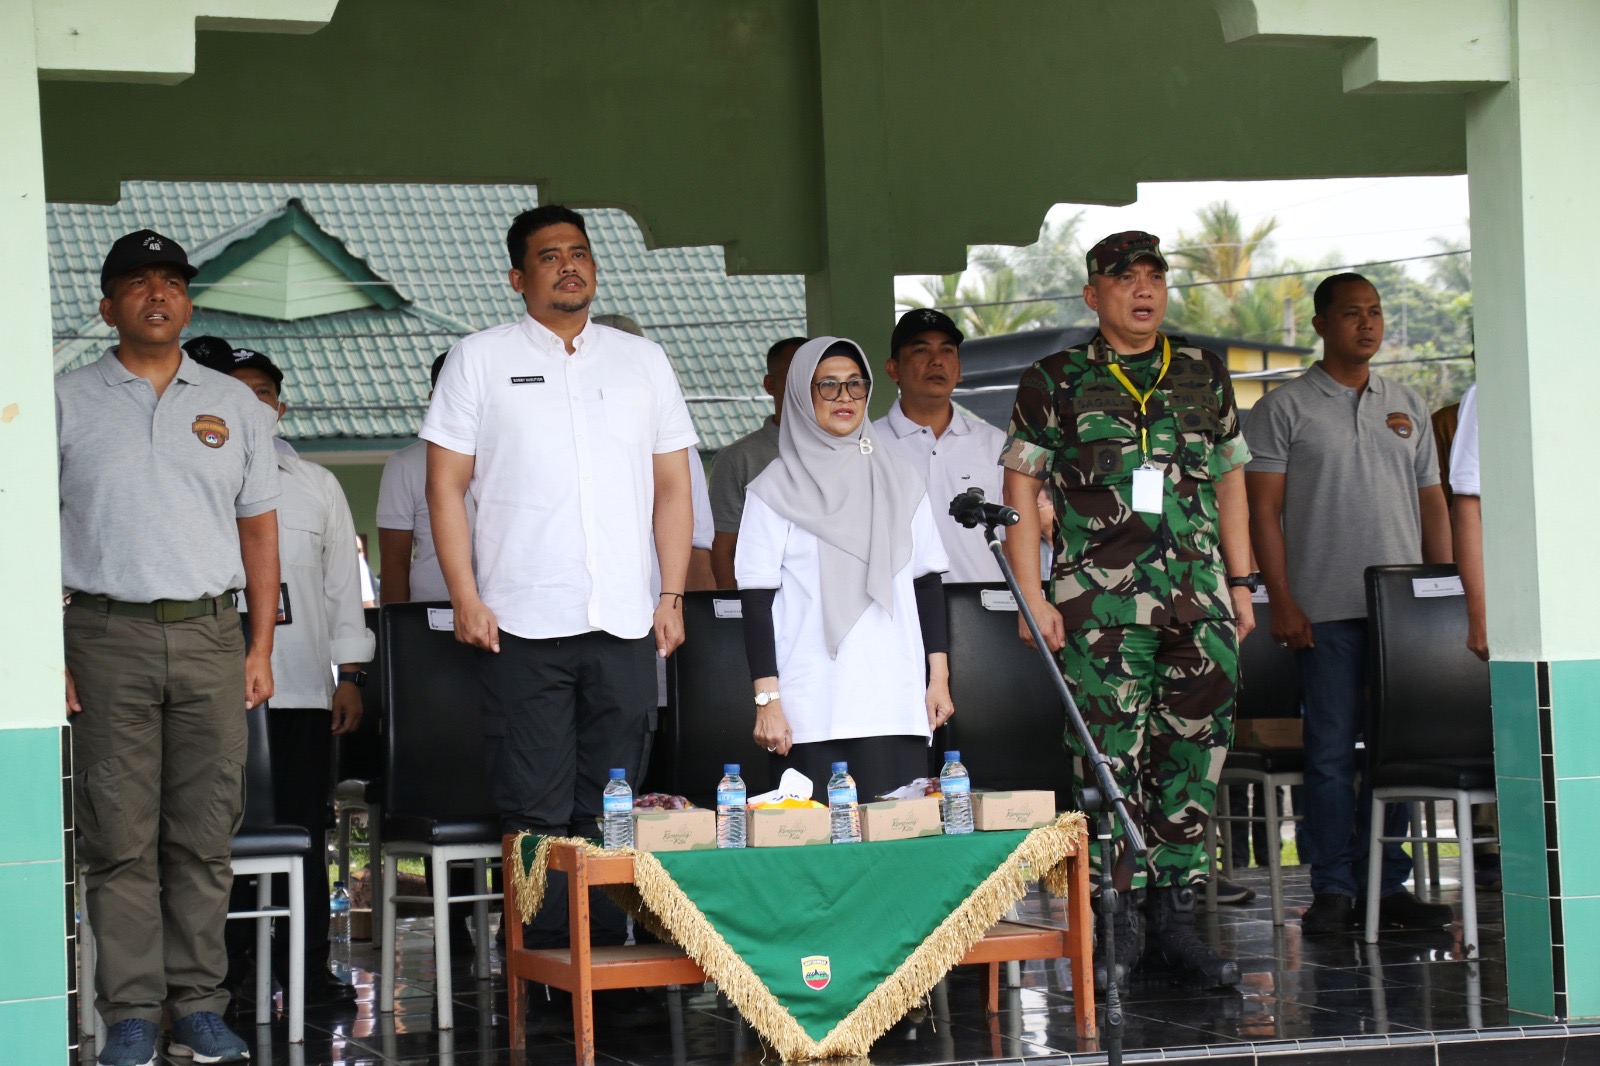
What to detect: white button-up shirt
<box><xmin>377</xmin><ymin>438</ymin><xmax>477</xmax><ymax>602</ymax></box>
<box><xmin>873</xmin><ymin>400</ymin><xmax>1006</xmax><ymax>583</ymax></box>
<box><xmin>420</xmin><ymin>316</ymin><xmax>698</xmax><ymax>640</ymax></box>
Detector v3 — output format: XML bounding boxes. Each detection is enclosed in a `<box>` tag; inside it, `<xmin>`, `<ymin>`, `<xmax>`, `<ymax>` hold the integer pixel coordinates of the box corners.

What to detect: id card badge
<box><xmin>1132</xmin><ymin>463</ymin><xmax>1163</xmax><ymax>514</ymax></box>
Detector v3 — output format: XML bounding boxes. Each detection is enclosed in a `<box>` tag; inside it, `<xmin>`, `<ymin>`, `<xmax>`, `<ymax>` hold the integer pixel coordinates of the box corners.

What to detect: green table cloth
<box><xmin>512</xmin><ymin>812</ymin><xmax>1086</xmax><ymax>1060</ymax></box>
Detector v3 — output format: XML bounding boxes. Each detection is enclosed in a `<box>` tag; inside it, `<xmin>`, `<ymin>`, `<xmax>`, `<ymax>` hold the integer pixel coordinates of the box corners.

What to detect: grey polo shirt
<box><xmin>57</xmin><ymin>349</ymin><xmax>281</xmax><ymax>602</ymax></box>
<box><xmin>1244</xmin><ymin>363</ymin><xmax>1440</xmax><ymax>622</ymax></box>
<box><xmin>708</xmin><ymin>416</ymin><xmax>781</xmax><ymax>533</ymax></box>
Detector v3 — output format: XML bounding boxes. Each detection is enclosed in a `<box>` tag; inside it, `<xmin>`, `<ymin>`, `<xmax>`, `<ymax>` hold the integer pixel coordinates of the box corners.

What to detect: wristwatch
<box><xmin>1226</xmin><ymin>573</ymin><xmax>1261</xmax><ymax>591</ymax></box>
<box><xmin>753</xmin><ymin>689</ymin><xmax>780</xmax><ymax>707</ymax></box>
<box><xmin>337</xmin><ymin>669</ymin><xmax>368</xmax><ymax>688</ymax></box>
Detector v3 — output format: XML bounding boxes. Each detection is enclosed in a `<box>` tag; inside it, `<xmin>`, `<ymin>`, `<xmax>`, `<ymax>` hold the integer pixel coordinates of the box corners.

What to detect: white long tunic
<box><xmin>734</xmin><ymin>493</ymin><xmax>949</xmax><ymax>745</ymax></box>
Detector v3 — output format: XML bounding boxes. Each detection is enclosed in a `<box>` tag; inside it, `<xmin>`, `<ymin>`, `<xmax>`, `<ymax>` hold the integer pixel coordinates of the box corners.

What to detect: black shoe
<box><xmin>1213</xmin><ymin>877</ymin><xmax>1257</xmax><ymax>905</ymax></box>
<box><xmin>1147</xmin><ymin>886</ymin><xmax>1239</xmax><ymax>988</ymax></box>
<box><xmin>1091</xmin><ymin>889</ymin><xmax>1144</xmax><ymax>991</ymax></box>
<box><xmin>1377</xmin><ymin>890</ymin><xmax>1454</xmax><ymax>930</ymax></box>
<box><xmin>1300</xmin><ymin>893</ymin><xmax>1356</xmax><ymax>935</ymax></box>
<box><xmin>1474</xmin><ymin>853</ymin><xmax>1502</xmax><ymax>891</ymax></box>
<box><xmin>304</xmin><ymin>970</ymin><xmax>358</xmax><ymax>1005</ymax></box>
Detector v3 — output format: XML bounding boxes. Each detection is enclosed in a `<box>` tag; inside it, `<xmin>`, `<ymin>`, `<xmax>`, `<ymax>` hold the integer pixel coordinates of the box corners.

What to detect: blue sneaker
<box><xmin>168</xmin><ymin>1010</ymin><xmax>250</xmax><ymax>1062</ymax></box>
<box><xmin>97</xmin><ymin>1018</ymin><xmax>159</xmax><ymax>1066</ymax></box>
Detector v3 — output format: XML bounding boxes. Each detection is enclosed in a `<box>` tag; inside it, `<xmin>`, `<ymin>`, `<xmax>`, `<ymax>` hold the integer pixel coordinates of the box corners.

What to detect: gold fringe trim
<box><xmin>509</xmin><ymin>814</ymin><xmax>1088</xmax><ymax>1061</ymax></box>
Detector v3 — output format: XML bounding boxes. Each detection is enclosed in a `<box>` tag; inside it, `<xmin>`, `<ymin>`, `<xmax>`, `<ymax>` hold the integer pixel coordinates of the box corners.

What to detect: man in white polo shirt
<box><xmin>873</xmin><ymin>308</ymin><xmax>1006</xmax><ymax>583</ymax></box>
<box><xmin>1245</xmin><ymin>271</ymin><xmax>1453</xmax><ymax>937</ymax></box>
<box><xmin>422</xmin><ymin>205</ymin><xmax>696</xmax><ymax>957</ymax></box>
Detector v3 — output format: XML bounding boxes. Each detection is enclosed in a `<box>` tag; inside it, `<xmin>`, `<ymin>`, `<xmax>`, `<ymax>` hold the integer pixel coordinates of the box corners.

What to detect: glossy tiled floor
<box><xmin>77</xmin><ymin>864</ymin><xmax>1598</xmax><ymax>1065</ymax></box>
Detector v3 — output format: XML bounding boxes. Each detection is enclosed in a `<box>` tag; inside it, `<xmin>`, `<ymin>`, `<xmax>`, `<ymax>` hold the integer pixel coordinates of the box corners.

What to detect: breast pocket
<box><xmin>277</xmin><ymin>506</ymin><xmax>324</xmax><ymax>570</ymax></box>
<box><xmin>1069</xmin><ymin>410</ymin><xmax>1139</xmax><ymax>486</ymax></box>
<box><xmin>598</xmin><ymin>384</ymin><xmax>655</xmax><ymax>446</ymax></box>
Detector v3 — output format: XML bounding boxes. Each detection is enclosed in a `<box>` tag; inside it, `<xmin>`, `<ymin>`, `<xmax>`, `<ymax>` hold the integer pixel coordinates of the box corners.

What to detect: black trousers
<box><xmin>771</xmin><ymin>735</ymin><xmax>931</xmax><ymax>803</ymax></box>
<box><xmin>226</xmin><ymin>707</ymin><xmax>332</xmax><ymax>975</ymax></box>
<box><xmin>480</xmin><ymin>630</ymin><xmax>655</xmax><ymax>949</ymax></box>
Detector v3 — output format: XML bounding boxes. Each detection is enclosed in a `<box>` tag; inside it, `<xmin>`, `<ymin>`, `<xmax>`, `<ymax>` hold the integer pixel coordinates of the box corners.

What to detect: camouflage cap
<box><xmin>1086</xmin><ymin>231</ymin><xmax>1169</xmax><ymax>276</ymax></box>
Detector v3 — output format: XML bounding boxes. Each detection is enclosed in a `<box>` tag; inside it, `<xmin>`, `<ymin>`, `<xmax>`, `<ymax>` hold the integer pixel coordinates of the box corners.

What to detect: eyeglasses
<box><xmin>812</xmin><ymin>377</ymin><xmax>869</xmax><ymax>401</ymax></box>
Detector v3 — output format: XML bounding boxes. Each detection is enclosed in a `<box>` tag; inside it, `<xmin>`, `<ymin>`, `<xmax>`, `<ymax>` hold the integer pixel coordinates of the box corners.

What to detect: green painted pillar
<box><xmin>807</xmin><ymin>0</ymin><xmax>898</xmax><ymax>417</ymax></box>
<box><xmin>1466</xmin><ymin>0</ymin><xmax>1600</xmax><ymax>1020</ymax></box>
<box><xmin>0</xmin><ymin>0</ymin><xmax>72</xmax><ymax>1053</ymax></box>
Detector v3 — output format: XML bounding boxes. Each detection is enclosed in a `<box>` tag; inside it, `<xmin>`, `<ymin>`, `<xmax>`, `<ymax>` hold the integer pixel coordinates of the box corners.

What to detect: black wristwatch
<box><xmin>1226</xmin><ymin>573</ymin><xmax>1260</xmax><ymax>591</ymax></box>
<box><xmin>337</xmin><ymin>669</ymin><xmax>368</xmax><ymax>688</ymax></box>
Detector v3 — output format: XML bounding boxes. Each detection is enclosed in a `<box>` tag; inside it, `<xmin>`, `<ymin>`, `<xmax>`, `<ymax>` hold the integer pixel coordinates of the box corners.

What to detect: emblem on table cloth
<box><xmin>192</xmin><ymin>414</ymin><xmax>229</xmax><ymax>449</ymax></box>
<box><xmin>1386</xmin><ymin>412</ymin><xmax>1415</xmax><ymax>439</ymax></box>
<box><xmin>801</xmin><ymin>955</ymin><xmax>831</xmax><ymax>991</ymax></box>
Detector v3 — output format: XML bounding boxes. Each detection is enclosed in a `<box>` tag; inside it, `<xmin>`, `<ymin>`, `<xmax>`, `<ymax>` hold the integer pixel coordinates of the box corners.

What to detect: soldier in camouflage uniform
<box><xmin>1000</xmin><ymin>231</ymin><xmax>1256</xmax><ymax>989</ymax></box>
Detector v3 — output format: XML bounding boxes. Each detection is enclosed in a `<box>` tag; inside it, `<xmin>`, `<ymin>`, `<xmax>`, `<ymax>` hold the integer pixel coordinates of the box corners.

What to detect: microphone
<box><xmin>948</xmin><ymin>488</ymin><xmax>1020</xmax><ymax>530</ymax></box>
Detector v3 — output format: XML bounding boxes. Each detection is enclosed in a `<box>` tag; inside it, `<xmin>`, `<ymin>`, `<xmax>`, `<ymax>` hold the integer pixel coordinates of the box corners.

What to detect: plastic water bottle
<box><xmin>940</xmin><ymin>750</ymin><xmax>974</xmax><ymax>835</ymax></box>
<box><xmin>602</xmin><ymin>768</ymin><xmax>635</xmax><ymax>849</ymax></box>
<box><xmin>329</xmin><ymin>880</ymin><xmax>352</xmax><ymax>943</ymax></box>
<box><xmin>717</xmin><ymin>763</ymin><xmax>747</xmax><ymax>849</ymax></box>
<box><xmin>827</xmin><ymin>762</ymin><xmax>861</xmax><ymax>844</ymax></box>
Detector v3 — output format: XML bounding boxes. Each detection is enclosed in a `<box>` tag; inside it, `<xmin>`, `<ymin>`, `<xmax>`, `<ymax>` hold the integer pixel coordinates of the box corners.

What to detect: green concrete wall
<box><xmin>326</xmin><ymin>462</ymin><xmax>385</xmax><ymax>577</ymax></box>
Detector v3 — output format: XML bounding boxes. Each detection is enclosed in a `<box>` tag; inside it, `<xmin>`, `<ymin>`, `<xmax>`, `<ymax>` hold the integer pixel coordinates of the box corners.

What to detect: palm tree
<box><xmin>1169</xmin><ymin>202</ymin><xmax>1279</xmax><ymax>299</ymax></box>
<box><xmin>958</xmin><ymin>267</ymin><xmax>1054</xmax><ymax>337</ymax></box>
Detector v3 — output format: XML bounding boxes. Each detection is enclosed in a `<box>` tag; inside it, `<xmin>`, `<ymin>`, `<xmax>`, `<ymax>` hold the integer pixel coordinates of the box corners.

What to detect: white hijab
<box><xmin>747</xmin><ymin>337</ymin><xmax>926</xmax><ymax>657</ymax></box>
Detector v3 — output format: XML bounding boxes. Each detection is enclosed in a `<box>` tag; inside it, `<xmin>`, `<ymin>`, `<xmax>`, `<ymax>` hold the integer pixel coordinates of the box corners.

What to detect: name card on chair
<box><xmin>980</xmin><ymin>590</ymin><xmax>1018</xmax><ymax>612</ymax></box>
<box><xmin>1411</xmin><ymin>576</ymin><xmax>1464</xmax><ymax>598</ymax></box>
<box><xmin>426</xmin><ymin>607</ymin><xmax>455</xmax><ymax>631</ymax></box>
<box><xmin>713</xmin><ymin>599</ymin><xmax>743</xmax><ymax>619</ymax></box>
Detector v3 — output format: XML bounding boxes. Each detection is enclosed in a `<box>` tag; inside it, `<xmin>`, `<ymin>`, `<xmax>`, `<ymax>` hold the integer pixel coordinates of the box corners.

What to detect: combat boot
<box><xmin>1148</xmin><ymin>885</ymin><xmax>1240</xmax><ymax>988</ymax></box>
<box><xmin>1091</xmin><ymin>888</ymin><xmax>1144</xmax><ymax>991</ymax></box>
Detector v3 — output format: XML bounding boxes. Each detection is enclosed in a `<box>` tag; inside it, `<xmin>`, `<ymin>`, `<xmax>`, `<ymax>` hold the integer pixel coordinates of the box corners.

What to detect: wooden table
<box><xmin>501</xmin><ymin>835</ymin><xmax>1096</xmax><ymax>1064</ymax></box>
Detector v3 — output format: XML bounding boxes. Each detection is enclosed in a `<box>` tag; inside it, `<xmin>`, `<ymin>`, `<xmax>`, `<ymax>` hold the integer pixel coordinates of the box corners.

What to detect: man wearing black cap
<box><xmin>999</xmin><ymin>231</ymin><xmax>1256</xmax><ymax>991</ymax></box>
<box><xmin>192</xmin><ymin>345</ymin><xmax>375</xmax><ymax>1006</ymax></box>
<box><xmin>58</xmin><ymin>230</ymin><xmax>280</xmax><ymax>1064</ymax></box>
<box><xmin>873</xmin><ymin>308</ymin><xmax>1007</xmax><ymax>582</ymax></box>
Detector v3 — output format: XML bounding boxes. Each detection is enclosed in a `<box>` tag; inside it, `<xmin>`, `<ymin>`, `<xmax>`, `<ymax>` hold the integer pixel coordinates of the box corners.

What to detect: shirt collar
<box><xmin>1308</xmin><ymin>361</ymin><xmax>1386</xmax><ymax>397</ymax></box>
<box><xmin>96</xmin><ymin>347</ymin><xmax>206</xmax><ymax>386</ymax></box>
<box><xmin>886</xmin><ymin>398</ymin><xmax>968</xmax><ymax>438</ymax></box>
<box><xmin>519</xmin><ymin>312</ymin><xmax>594</xmax><ymax>355</ymax></box>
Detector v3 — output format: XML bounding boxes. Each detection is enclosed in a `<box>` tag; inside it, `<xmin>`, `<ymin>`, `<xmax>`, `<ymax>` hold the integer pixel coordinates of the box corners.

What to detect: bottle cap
<box><xmin>609</xmin><ymin>768</ymin><xmax>626</xmax><ymax>780</ymax></box>
<box><xmin>945</xmin><ymin>751</ymin><xmax>961</xmax><ymax>763</ymax></box>
<box><xmin>333</xmin><ymin>880</ymin><xmax>346</xmax><ymax>889</ymax></box>
<box><xmin>832</xmin><ymin>761</ymin><xmax>848</xmax><ymax>773</ymax></box>
<box><xmin>724</xmin><ymin>763</ymin><xmax>741</xmax><ymax>775</ymax></box>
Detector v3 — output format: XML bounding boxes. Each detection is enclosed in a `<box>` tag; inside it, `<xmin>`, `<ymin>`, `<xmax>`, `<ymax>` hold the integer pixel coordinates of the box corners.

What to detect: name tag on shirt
<box><xmin>509</xmin><ymin>376</ymin><xmax>545</xmax><ymax>385</ymax></box>
<box><xmin>1132</xmin><ymin>464</ymin><xmax>1163</xmax><ymax>514</ymax></box>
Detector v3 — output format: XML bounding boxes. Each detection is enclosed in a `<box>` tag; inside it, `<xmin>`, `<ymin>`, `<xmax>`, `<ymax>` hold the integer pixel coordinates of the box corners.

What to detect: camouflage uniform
<box><xmin>1001</xmin><ymin>333</ymin><xmax>1250</xmax><ymax>889</ymax></box>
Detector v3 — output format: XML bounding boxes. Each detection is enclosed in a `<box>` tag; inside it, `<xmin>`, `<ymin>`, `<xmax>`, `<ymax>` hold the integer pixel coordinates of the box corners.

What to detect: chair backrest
<box><xmin>942</xmin><ymin>583</ymin><xmax>1076</xmax><ymax>807</ymax></box>
<box><xmin>381</xmin><ymin>602</ymin><xmax>499</xmax><ymax>820</ymax></box>
<box><xmin>1236</xmin><ymin>599</ymin><xmax>1302</xmax><ymax>719</ymax></box>
<box><xmin>334</xmin><ymin>605</ymin><xmax>385</xmax><ymax>787</ymax></box>
<box><xmin>1365</xmin><ymin>564</ymin><xmax>1494</xmax><ymax>766</ymax></box>
<box><xmin>663</xmin><ymin>591</ymin><xmax>774</xmax><ymax>807</ymax></box>
<box><xmin>240</xmin><ymin>702</ymin><xmax>277</xmax><ymax>829</ymax></box>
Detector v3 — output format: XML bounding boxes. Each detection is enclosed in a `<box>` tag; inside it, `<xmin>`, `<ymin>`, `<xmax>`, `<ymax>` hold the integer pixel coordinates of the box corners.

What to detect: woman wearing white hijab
<box><xmin>735</xmin><ymin>337</ymin><xmax>955</xmax><ymax>799</ymax></box>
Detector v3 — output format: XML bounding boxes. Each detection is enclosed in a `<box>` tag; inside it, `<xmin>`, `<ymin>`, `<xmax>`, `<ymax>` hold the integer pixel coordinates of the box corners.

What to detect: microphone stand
<box><xmin>973</xmin><ymin>514</ymin><xmax>1145</xmax><ymax>1066</ymax></box>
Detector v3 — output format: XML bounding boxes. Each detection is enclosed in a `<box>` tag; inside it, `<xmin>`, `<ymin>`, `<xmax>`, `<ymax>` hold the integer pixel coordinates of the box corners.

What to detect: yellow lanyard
<box><xmin>1105</xmin><ymin>335</ymin><xmax>1173</xmax><ymax>461</ymax></box>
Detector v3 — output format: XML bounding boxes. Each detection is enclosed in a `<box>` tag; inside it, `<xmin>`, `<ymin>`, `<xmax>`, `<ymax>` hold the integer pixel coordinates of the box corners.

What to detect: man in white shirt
<box><xmin>377</xmin><ymin>352</ymin><xmax>476</xmax><ymax>605</ymax></box>
<box><xmin>873</xmin><ymin>308</ymin><xmax>1006</xmax><ymax>583</ymax></box>
<box><xmin>196</xmin><ymin>346</ymin><xmax>376</xmax><ymax>1007</ymax></box>
<box><xmin>422</xmin><ymin>205</ymin><xmax>696</xmax><ymax>956</ymax></box>
<box><xmin>1449</xmin><ymin>383</ymin><xmax>1487</xmax><ymax>661</ymax></box>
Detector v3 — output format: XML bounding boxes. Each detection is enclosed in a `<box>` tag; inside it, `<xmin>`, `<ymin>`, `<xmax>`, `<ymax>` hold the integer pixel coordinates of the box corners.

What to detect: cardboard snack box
<box><xmin>746</xmin><ymin>805</ymin><xmax>830</xmax><ymax>847</ymax></box>
<box><xmin>860</xmin><ymin>795</ymin><xmax>944</xmax><ymax>841</ymax></box>
<box><xmin>1235</xmin><ymin>717</ymin><xmax>1303</xmax><ymax>750</ymax></box>
<box><xmin>634</xmin><ymin>808</ymin><xmax>716</xmax><ymax>852</ymax></box>
<box><xmin>971</xmin><ymin>790</ymin><xmax>1056</xmax><ymax>831</ymax></box>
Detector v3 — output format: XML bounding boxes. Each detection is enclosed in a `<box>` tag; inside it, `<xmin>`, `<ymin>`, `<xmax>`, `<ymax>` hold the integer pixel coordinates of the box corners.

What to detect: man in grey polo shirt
<box><xmin>708</xmin><ymin>336</ymin><xmax>805</xmax><ymax>587</ymax></box>
<box><xmin>59</xmin><ymin>230</ymin><xmax>280</xmax><ymax>1065</ymax></box>
<box><xmin>1244</xmin><ymin>271</ymin><xmax>1453</xmax><ymax>937</ymax></box>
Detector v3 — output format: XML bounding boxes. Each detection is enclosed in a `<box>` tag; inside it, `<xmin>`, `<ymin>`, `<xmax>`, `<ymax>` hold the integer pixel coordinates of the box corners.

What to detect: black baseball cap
<box><xmin>182</xmin><ymin>335</ymin><xmax>234</xmax><ymax>365</ymax></box>
<box><xmin>100</xmin><ymin>229</ymin><xmax>198</xmax><ymax>296</ymax></box>
<box><xmin>191</xmin><ymin>345</ymin><xmax>284</xmax><ymax>388</ymax></box>
<box><xmin>890</xmin><ymin>308</ymin><xmax>964</xmax><ymax>356</ymax></box>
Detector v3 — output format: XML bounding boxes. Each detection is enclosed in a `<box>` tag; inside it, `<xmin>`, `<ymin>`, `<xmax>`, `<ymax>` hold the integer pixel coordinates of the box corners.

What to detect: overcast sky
<box><xmin>897</xmin><ymin>174</ymin><xmax>1471</xmax><ymax>298</ymax></box>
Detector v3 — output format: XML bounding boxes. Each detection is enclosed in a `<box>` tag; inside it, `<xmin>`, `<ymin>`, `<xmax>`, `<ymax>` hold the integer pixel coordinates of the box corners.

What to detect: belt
<box><xmin>73</xmin><ymin>593</ymin><xmax>234</xmax><ymax>623</ymax></box>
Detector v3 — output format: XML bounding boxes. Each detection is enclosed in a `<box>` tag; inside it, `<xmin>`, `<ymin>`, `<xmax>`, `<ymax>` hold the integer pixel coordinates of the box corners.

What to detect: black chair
<box><xmin>1363</xmin><ymin>564</ymin><xmax>1496</xmax><ymax>956</ymax></box>
<box><xmin>662</xmin><ymin>590</ymin><xmax>774</xmax><ymax>807</ymax></box>
<box><xmin>942</xmin><ymin>583</ymin><xmax>1076</xmax><ymax>808</ymax></box>
<box><xmin>1206</xmin><ymin>598</ymin><xmax>1306</xmax><ymax>925</ymax></box>
<box><xmin>80</xmin><ymin>705</ymin><xmax>314</xmax><ymax>1044</ymax></box>
<box><xmin>334</xmin><ymin>605</ymin><xmax>384</xmax><ymax>887</ymax></box>
<box><xmin>375</xmin><ymin>602</ymin><xmax>501</xmax><ymax>1030</ymax></box>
